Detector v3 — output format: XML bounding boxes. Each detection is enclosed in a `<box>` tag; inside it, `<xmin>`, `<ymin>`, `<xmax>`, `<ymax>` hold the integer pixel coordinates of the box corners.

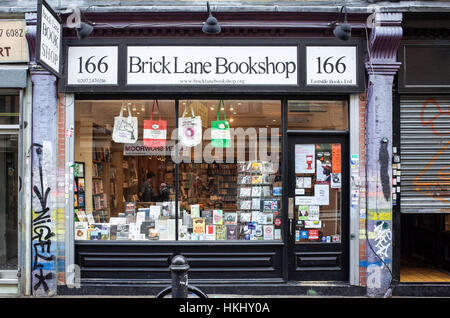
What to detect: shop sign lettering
<box><xmin>306</xmin><ymin>46</ymin><xmax>357</xmax><ymax>86</ymax></box>
<box><xmin>0</xmin><ymin>20</ymin><xmax>28</xmax><ymax>63</ymax></box>
<box><xmin>127</xmin><ymin>46</ymin><xmax>298</xmax><ymax>85</ymax></box>
<box><xmin>67</xmin><ymin>46</ymin><xmax>118</xmax><ymax>85</ymax></box>
<box><xmin>37</xmin><ymin>0</ymin><xmax>62</xmax><ymax>76</ymax></box>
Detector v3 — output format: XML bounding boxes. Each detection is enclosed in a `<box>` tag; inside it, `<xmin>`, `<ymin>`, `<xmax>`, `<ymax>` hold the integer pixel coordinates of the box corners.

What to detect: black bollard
<box><xmin>170</xmin><ymin>255</ymin><xmax>190</xmax><ymax>298</ymax></box>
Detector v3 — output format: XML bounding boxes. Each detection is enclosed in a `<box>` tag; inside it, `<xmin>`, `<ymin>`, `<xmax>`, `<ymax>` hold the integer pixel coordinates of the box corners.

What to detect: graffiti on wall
<box><xmin>413</xmin><ymin>99</ymin><xmax>450</xmax><ymax>206</ymax></box>
<box><xmin>32</xmin><ymin>142</ymin><xmax>56</xmax><ymax>295</ymax></box>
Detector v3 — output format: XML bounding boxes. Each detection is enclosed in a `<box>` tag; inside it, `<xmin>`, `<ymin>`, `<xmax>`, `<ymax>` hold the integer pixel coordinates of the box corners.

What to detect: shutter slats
<box><xmin>400</xmin><ymin>96</ymin><xmax>450</xmax><ymax>213</ymax></box>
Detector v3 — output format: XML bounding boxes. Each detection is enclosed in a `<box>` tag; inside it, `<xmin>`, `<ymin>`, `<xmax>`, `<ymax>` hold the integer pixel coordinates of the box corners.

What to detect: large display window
<box><xmin>73</xmin><ymin>99</ymin><xmax>282</xmax><ymax>241</ymax></box>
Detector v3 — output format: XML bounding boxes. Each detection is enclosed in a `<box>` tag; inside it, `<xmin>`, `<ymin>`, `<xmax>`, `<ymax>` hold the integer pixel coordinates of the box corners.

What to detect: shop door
<box><xmin>0</xmin><ymin>133</ymin><xmax>19</xmax><ymax>287</ymax></box>
<box><xmin>287</xmin><ymin>134</ymin><xmax>349</xmax><ymax>281</ymax></box>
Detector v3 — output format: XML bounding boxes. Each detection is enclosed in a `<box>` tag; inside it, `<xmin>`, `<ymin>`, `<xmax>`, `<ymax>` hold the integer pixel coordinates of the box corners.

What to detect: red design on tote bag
<box><xmin>144</xmin><ymin>100</ymin><xmax>167</xmax><ymax>147</ymax></box>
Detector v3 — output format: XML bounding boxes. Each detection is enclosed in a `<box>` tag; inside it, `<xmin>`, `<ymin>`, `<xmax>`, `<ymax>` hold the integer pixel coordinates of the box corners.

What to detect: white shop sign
<box><xmin>37</xmin><ymin>0</ymin><xmax>62</xmax><ymax>76</ymax></box>
<box><xmin>127</xmin><ymin>46</ymin><xmax>298</xmax><ymax>85</ymax></box>
<box><xmin>306</xmin><ymin>46</ymin><xmax>357</xmax><ymax>86</ymax></box>
<box><xmin>67</xmin><ymin>46</ymin><xmax>118</xmax><ymax>85</ymax></box>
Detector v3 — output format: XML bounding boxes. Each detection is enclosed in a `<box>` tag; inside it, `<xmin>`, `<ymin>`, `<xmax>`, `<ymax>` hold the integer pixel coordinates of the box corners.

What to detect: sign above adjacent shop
<box><xmin>61</xmin><ymin>39</ymin><xmax>364</xmax><ymax>93</ymax></box>
<box><xmin>0</xmin><ymin>20</ymin><xmax>29</xmax><ymax>63</ymax></box>
<box><xmin>36</xmin><ymin>0</ymin><xmax>62</xmax><ymax>77</ymax></box>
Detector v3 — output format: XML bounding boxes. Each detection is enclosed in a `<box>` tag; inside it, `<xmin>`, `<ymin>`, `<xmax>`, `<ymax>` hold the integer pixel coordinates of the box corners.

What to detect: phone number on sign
<box><xmin>0</xmin><ymin>29</ymin><xmax>24</xmax><ymax>37</ymax></box>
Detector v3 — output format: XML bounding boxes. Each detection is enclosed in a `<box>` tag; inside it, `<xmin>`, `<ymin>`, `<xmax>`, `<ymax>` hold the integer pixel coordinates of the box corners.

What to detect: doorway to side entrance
<box><xmin>400</xmin><ymin>213</ymin><xmax>450</xmax><ymax>282</ymax></box>
<box><xmin>0</xmin><ymin>133</ymin><xmax>19</xmax><ymax>293</ymax></box>
<box><xmin>286</xmin><ymin>133</ymin><xmax>349</xmax><ymax>281</ymax></box>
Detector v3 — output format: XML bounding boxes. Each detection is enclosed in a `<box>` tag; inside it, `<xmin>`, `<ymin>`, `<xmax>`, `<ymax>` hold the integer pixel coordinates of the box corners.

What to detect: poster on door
<box><xmin>295</xmin><ymin>144</ymin><xmax>315</xmax><ymax>174</ymax></box>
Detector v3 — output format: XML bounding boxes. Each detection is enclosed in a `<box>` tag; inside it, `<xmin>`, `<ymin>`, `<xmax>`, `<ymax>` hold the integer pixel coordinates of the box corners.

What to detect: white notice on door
<box><xmin>295</xmin><ymin>144</ymin><xmax>315</xmax><ymax>174</ymax></box>
<box><xmin>314</xmin><ymin>184</ymin><xmax>329</xmax><ymax>206</ymax></box>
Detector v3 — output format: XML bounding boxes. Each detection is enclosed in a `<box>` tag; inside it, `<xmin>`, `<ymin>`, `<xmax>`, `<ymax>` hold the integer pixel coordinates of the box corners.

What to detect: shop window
<box><xmin>74</xmin><ymin>100</ymin><xmax>177</xmax><ymax>241</ymax></box>
<box><xmin>178</xmin><ymin>100</ymin><xmax>282</xmax><ymax>241</ymax></box>
<box><xmin>288</xmin><ymin>100</ymin><xmax>348</xmax><ymax>131</ymax></box>
<box><xmin>73</xmin><ymin>99</ymin><xmax>282</xmax><ymax>242</ymax></box>
<box><xmin>0</xmin><ymin>94</ymin><xmax>20</xmax><ymax>125</ymax></box>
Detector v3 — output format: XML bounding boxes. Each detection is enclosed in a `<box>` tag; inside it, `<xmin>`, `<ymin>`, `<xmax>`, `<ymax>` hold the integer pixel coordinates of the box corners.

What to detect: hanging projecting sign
<box><xmin>306</xmin><ymin>46</ymin><xmax>357</xmax><ymax>86</ymax></box>
<box><xmin>36</xmin><ymin>0</ymin><xmax>62</xmax><ymax>77</ymax></box>
<box><xmin>0</xmin><ymin>20</ymin><xmax>29</xmax><ymax>63</ymax></box>
<box><xmin>67</xmin><ymin>46</ymin><xmax>118</xmax><ymax>85</ymax></box>
<box><xmin>127</xmin><ymin>46</ymin><xmax>298</xmax><ymax>86</ymax></box>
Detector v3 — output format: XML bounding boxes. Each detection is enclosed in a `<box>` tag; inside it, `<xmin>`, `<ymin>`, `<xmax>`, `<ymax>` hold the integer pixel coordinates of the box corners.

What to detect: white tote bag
<box><xmin>112</xmin><ymin>104</ymin><xmax>138</xmax><ymax>143</ymax></box>
<box><xmin>178</xmin><ymin>105</ymin><xmax>202</xmax><ymax>147</ymax></box>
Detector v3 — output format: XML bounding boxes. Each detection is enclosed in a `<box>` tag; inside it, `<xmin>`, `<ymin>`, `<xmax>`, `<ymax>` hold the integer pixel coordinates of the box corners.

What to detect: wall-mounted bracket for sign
<box><xmin>36</xmin><ymin>0</ymin><xmax>63</xmax><ymax>77</ymax></box>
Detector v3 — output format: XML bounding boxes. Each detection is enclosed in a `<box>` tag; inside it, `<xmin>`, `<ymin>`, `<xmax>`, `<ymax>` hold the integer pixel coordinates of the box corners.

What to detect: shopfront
<box><xmin>393</xmin><ymin>32</ymin><xmax>450</xmax><ymax>294</ymax></box>
<box><xmin>59</xmin><ymin>36</ymin><xmax>365</xmax><ymax>294</ymax></box>
<box><xmin>0</xmin><ymin>18</ymin><xmax>28</xmax><ymax>295</ymax></box>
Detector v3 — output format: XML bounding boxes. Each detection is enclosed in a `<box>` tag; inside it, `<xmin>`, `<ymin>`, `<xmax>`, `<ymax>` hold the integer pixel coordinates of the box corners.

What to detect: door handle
<box><xmin>289</xmin><ymin>218</ymin><xmax>293</xmax><ymax>237</ymax></box>
<box><xmin>19</xmin><ymin>176</ymin><xmax>22</xmax><ymax>192</ymax></box>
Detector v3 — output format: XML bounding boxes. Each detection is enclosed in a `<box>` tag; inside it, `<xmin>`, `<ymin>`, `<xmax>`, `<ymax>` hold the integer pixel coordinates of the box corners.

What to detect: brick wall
<box><xmin>56</xmin><ymin>93</ymin><xmax>66</xmax><ymax>285</ymax></box>
<box><xmin>359</xmin><ymin>93</ymin><xmax>367</xmax><ymax>286</ymax></box>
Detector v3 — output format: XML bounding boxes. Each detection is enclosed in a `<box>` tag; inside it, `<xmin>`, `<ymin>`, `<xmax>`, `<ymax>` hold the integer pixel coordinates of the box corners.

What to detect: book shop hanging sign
<box><xmin>36</xmin><ymin>0</ymin><xmax>62</xmax><ymax>77</ymax></box>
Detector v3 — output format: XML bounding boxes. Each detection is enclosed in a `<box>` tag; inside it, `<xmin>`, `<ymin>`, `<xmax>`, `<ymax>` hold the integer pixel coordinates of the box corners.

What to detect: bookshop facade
<box><xmin>59</xmin><ymin>34</ymin><xmax>366</xmax><ymax>294</ymax></box>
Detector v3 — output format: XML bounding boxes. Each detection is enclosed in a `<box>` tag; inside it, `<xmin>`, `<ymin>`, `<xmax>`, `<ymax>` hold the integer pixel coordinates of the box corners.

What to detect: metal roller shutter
<box><xmin>400</xmin><ymin>96</ymin><xmax>450</xmax><ymax>213</ymax></box>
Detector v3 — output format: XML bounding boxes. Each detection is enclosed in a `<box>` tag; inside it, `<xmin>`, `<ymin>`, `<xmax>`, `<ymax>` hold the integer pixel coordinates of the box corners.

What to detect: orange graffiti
<box><xmin>413</xmin><ymin>140</ymin><xmax>450</xmax><ymax>203</ymax></box>
<box><xmin>420</xmin><ymin>99</ymin><xmax>450</xmax><ymax>136</ymax></box>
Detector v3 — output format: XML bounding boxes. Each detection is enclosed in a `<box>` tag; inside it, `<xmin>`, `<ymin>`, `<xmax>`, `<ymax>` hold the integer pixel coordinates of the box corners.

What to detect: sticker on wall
<box><xmin>295</xmin><ymin>144</ymin><xmax>316</xmax><ymax>174</ymax></box>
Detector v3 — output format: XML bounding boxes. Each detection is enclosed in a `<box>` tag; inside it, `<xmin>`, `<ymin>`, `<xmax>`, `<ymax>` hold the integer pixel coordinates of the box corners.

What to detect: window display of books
<box><xmin>75</xmin><ymin>201</ymin><xmax>178</xmax><ymax>241</ymax></box>
<box><xmin>234</xmin><ymin>161</ymin><xmax>282</xmax><ymax>240</ymax></box>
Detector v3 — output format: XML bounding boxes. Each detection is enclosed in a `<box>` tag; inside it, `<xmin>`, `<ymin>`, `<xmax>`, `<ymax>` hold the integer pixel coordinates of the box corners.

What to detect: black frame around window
<box><xmin>72</xmin><ymin>94</ymin><xmax>350</xmax><ymax>284</ymax></box>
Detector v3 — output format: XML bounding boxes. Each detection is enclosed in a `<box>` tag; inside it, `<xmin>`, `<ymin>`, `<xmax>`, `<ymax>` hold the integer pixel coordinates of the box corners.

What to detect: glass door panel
<box><xmin>288</xmin><ymin>134</ymin><xmax>349</xmax><ymax>281</ymax></box>
<box><xmin>0</xmin><ymin>134</ymin><xmax>18</xmax><ymax>270</ymax></box>
<box><xmin>294</xmin><ymin>143</ymin><xmax>342</xmax><ymax>243</ymax></box>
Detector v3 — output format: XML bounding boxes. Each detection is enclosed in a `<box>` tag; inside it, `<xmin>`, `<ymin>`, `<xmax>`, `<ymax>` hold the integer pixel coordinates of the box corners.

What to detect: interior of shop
<box><xmin>400</xmin><ymin>213</ymin><xmax>450</xmax><ymax>282</ymax></box>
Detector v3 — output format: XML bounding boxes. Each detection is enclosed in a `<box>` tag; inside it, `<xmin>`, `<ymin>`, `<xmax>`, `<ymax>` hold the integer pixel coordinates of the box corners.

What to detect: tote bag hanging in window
<box><xmin>144</xmin><ymin>100</ymin><xmax>167</xmax><ymax>147</ymax></box>
<box><xmin>178</xmin><ymin>104</ymin><xmax>202</xmax><ymax>147</ymax></box>
<box><xmin>112</xmin><ymin>104</ymin><xmax>138</xmax><ymax>143</ymax></box>
<box><xmin>211</xmin><ymin>100</ymin><xmax>231</xmax><ymax>148</ymax></box>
